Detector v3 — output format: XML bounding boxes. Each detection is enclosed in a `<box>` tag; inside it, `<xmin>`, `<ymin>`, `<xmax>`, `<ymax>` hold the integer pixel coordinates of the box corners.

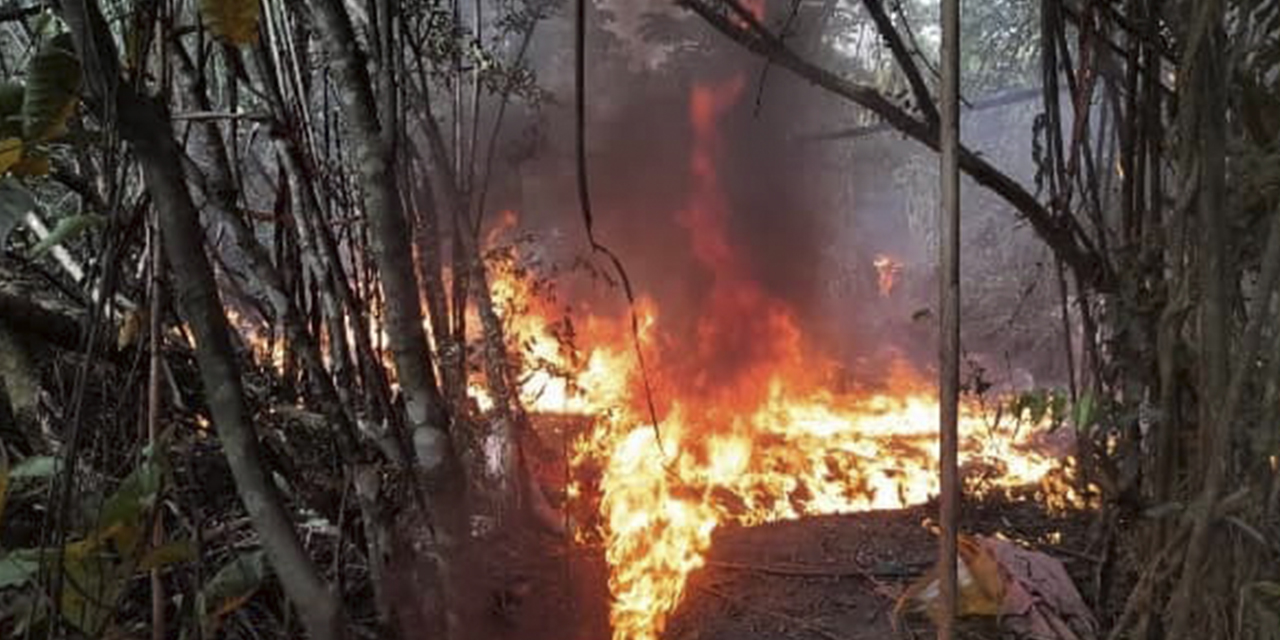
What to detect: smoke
<box><xmin>493</xmin><ymin>0</ymin><xmax>1063</xmax><ymax>387</ymax></box>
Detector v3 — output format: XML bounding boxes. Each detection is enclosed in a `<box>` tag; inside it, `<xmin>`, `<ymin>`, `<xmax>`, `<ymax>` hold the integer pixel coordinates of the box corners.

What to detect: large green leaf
<box><xmin>1073</xmin><ymin>391</ymin><xmax>1095</xmax><ymax>434</ymax></box>
<box><xmin>200</xmin><ymin>0</ymin><xmax>260</xmax><ymax>45</ymax></box>
<box><xmin>96</xmin><ymin>452</ymin><xmax>163</xmax><ymax>556</ymax></box>
<box><xmin>0</xmin><ymin>177</ymin><xmax>34</xmax><ymax>250</ymax></box>
<box><xmin>9</xmin><ymin>455</ymin><xmax>60</xmax><ymax>480</ymax></box>
<box><xmin>61</xmin><ymin>545</ymin><xmax>126</xmax><ymax>634</ymax></box>
<box><xmin>22</xmin><ymin>32</ymin><xmax>81</xmax><ymax>142</ymax></box>
<box><xmin>27</xmin><ymin>213</ymin><xmax>106</xmax><ymax>258</ymax></box>
<box><xmin>0</xmin><ymin>548</ymin><xmax>41</xmax><ymax>589</ymax></box>
<box><xmin>198</xmin><ymin>549</ymin><xmax>270</xmax><ymax>636</ymax></box>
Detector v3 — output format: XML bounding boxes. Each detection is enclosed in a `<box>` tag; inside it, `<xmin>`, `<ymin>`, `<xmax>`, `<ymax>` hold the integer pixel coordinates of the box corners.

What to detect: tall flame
<box><xmin>468</xmin><ymin>59</ymin><xmax>1079</xmax><ymax>640</ymax></box>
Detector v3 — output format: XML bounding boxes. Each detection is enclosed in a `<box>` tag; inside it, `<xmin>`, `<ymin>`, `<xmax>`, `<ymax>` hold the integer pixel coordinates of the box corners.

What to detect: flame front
<box><xmin>213</xmin><ymin>60</ymin><xmax>1078</xmax><ymax>640</ymax></box>
<box><xmin>471</xmin><ymin>69</ymin><xmax>1082</xmax><ymax>640</ymax></box>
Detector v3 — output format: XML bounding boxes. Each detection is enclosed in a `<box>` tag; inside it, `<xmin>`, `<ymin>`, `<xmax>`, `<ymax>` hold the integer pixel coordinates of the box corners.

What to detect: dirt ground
<box><xmin>475</xmin><ymin>495</ymin><xmax>1096</xmax><ymax>640</ymax></box>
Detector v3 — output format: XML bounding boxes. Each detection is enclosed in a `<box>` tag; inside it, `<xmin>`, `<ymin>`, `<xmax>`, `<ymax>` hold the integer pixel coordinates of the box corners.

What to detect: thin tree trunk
<box><xmin>1166</xmin><ymin>6</ymin><xmax>1229</xmax><ymax>636</ymax></box>
<box><xmin>311</xmin><ymin>0</ymin><xmax>451</xmax><ymax>466</ymax></box>
<box><xmin>54</xmin><ymin>3</ymin><xmax>346</xmax><ymax>639</ymax></box>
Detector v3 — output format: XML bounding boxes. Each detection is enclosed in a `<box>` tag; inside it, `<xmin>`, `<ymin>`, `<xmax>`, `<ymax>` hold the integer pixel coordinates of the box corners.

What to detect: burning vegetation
<box><xmin>464</xmin><ymin>63</ymin><xmax>1090</xmax><ymax>640</ymax></box>
<box><xmin>1</xmin><ymin>1</ymin><xmax>1277</xmax><ymax>640</ymax></box>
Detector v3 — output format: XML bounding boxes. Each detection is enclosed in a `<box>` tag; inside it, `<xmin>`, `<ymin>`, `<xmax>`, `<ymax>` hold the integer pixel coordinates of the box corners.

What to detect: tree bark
<box><xmin>1165</xmin><ymin>6</ymin><xmax>1230</xmax><ymax>636</ymax></box>
<box><xmin>54</xmin><ymin>3</ymin><xmax>346</xmax><ymax>639</ymax></box>
<box><xmin>311</xmin><ymin>0</ymin><xmax>452</xmax><ymax>469</ymax></box>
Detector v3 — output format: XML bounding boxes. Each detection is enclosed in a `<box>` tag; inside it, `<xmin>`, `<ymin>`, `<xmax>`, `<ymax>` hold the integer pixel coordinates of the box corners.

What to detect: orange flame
<box><xmin>470</xmin><ymin>69</ymin><xmax>1084</xmax><ymax>640</ymax></box>
<box><xmin>874</xmin><ymin>254</ymin><xmax>901</xmax><ymax>297</ymax></box>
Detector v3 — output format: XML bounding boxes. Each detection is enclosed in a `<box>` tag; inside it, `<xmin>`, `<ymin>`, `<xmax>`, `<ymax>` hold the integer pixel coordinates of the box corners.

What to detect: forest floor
<box><xmin>472</xmin><ymin>494</ymin><xmax>1100</xmax><ymax>640</ymax></box>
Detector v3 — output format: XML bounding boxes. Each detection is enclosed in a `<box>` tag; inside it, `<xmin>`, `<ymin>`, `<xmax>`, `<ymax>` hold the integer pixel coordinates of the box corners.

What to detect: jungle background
<box><xmin>0</xmin><ymin>0</ymin><xmax>1277</xmax><ymax>639</ymax></box>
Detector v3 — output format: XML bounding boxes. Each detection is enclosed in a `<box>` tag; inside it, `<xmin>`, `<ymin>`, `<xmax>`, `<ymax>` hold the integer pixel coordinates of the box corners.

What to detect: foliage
<box><xmin>196</xmin><ymin>549</ymin><xmax>271</xmax><ymax>637</ymax></box>
<box><xmin>21</xmin><ymin>32</ymin><xmax>80</xmax><ymax>143</ymax></box>
<box><xmin>1242</xmin><ymin>581</ymin><xmax>1280</xmax><ymax>640</ymax></box>
<box><xmin>199</xmin><ymin>0</ymin><xmax>261</xmax><ymax>45</ymax></box>
<box><xmin>27</xmin><ymin>213</ymin><xmax>106</xmax><ymax>258</ymax></box>
<box><xmin>0</xmin><ymin>23</ymin><xmax>82</xmax><ymax>253</ymax></box>
<box><xmin>0</xmin><ymin>449</ymin><xmax>189</xmax><ymax>636</ymax></box>
<box><xmin>0</xmin><ymin>177</ymin><xmax>34</xmax><ymax>248</ymax></box>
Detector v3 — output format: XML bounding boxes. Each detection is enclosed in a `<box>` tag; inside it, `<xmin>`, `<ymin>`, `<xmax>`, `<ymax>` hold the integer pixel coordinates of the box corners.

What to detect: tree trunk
<box><xmin>311</xmin><ymin>0</ymin><xmax>452</xmax><ymax>471</ymax></box>
<box><xmin>54</xmin><ymin>3</ymin><xmax>346</xmax><ymax>639</ymax></box>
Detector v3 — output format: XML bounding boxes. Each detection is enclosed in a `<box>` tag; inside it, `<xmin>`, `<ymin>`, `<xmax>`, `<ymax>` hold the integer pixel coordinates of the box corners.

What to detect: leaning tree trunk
<box><xmin>54</xmin><ymin>2</ymin><xmax>346</xmax><ymax>640</ymax></box>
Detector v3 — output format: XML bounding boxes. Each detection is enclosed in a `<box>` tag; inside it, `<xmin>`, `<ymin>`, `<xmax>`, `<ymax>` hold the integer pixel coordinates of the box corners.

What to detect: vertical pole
<box><xmin>148</xmin><ymin>212</ymin><xmax>166</xmax><ymax>640</ymax></box>
<box><xmin>938</xmin><ymin>0</ymin><xmax>962</xmax><ymax>635</ymax></box>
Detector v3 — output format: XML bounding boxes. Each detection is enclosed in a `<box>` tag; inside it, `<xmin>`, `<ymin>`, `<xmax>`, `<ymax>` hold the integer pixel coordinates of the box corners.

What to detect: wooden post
<box><xmin>938</xmin><ymin>0</ymin><xmax>962</xmax><ymax>635</ymax></box>
<box><xmin>148</xmin><ymin>212</ymin><xmax>166</xmax><ymax>640</ymax></box>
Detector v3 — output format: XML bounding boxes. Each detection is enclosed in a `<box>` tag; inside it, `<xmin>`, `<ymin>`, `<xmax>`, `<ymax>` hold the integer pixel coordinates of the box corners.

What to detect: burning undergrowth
<box><xmin>471</xmin><ymin>62</ymin><xmax>1092</xmax><ymax>640</ymax></box>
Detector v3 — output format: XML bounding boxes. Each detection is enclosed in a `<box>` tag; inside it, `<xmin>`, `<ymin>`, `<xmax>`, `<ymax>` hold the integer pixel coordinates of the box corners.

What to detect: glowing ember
<box><xmin>874</xmin><ymin>254</ymin><xmax>902</xmax><ymax>297</ymax></box>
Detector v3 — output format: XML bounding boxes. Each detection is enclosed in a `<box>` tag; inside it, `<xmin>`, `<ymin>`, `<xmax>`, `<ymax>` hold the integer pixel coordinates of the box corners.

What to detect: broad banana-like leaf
<box><xmin>0</xmin><ymin>176</ymin><xmax>34</xmax><ymax>250</ymax></box>
<box><xmin>28</xmin><ymin>213</ymin><xmax>106</xmax><ymax>258</ymax></box>
<box><xmin>200</xmin><ymin>0</ymin><xmax>260</xmax><ymax>45</ymax></box>
<box><xmin>198</xmin><ymin>549</ymin><xmax>270</xmax><ymax>636</ymax></box>
<box><xmin>22</xmin><ymin>32</ymin><xmax>81</xmax><ymax>142</ymax></box>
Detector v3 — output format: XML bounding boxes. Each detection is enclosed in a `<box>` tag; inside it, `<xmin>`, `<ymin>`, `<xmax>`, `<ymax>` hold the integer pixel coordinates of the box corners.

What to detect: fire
<box><xmin>216</xmin><ymin>42</ymin><xmax>1082</xmax><ymax>640</ymax></box>
<box><xmin>473</xmin><ymin>69</ymin><xmax>1082</xmax><ymax>640</ymax></box>
<box><xmin>874</xmin><ymin>253</ymin><xmax>902</xmax><ymax>296</ymax></box>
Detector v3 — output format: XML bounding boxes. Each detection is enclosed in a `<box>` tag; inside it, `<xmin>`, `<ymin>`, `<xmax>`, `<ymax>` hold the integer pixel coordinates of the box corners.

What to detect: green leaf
<box><xmin>1073</xmin><ymin>392</ymin><xmax>1096</xmax><ymax>433</ymax></box>
<box><xmin>9</xmin><ymin>454</ymin><xmax>60</xmax><ymax>480</ymax></box>
<box><xmin>198</xmin><ymin>549</ymin><xmax>270</xmax><ymax>637</ymax></box>
<box><xmin>22</xmin><ymin>32</ymin><xmax>81</xmax><ymax>142</ymax></box>
<box><xmin>0</xmin><ymin>176</ymin><xmax>34</xmax><ymax>249</ymax></box>
<box><xmin>96</xmin><ymin>453</ymin><xmax>163</xmax><ymax>556</ymax></box>
<box><xmin>200</xmin><ymin>0</ymin><xmax>261</xmax><ymax>45</ymax></box>
<box><xmin>1245</xmin><ymin>581</ymin><xmax>1280</xmax><ymax>640</ymax></box>
<box><xmin>1028</xmin><ymin>390</ymin><xmax>1049</xmax><ymax>425</ymax></box>
<box><xmin>61</xmin><ymin>546</ymin><xmax>125</xmax><ymax>635</ymax></box>
<box><xmin>27</xmin><ymin>213</ymin><xmax>106</xmax><ymax>258</ymax></box>
<box><xmin>1048</xmin><ymin>392</ymin><xmax>1068</xmax><ymax>431</ymax></box>
<box><xmin>139</xmin><ymin>539</ymin><xmax>196</xmax><ymax>571</ymax></box>
<box><xmin>0</xmin><ymin>548</ymin><xmax>41</xmax><ymax>589</ymax></box>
